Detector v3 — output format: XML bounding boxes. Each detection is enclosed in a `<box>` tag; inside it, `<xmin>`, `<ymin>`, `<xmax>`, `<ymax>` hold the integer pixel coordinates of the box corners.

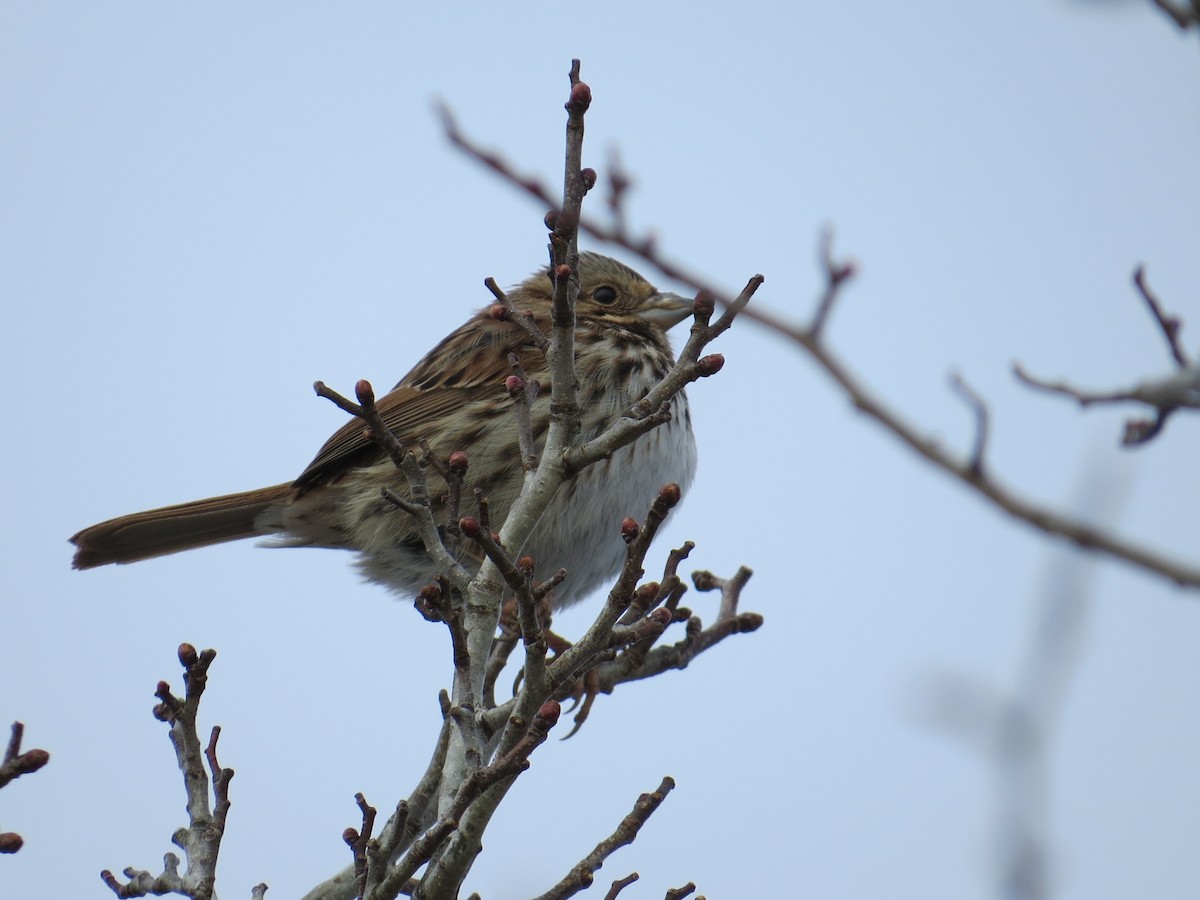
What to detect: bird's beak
<box><xmin>640</xmin><ymin>291</ymin><xmax>694</xmax><ymax>329</ymax></box>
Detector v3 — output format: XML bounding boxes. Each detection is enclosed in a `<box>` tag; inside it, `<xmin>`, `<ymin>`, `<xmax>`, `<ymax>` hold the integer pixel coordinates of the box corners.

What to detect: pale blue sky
<box><xmin>3</xmin><ymin>3</ymin><xmax>1199</xmax><ymax>898</ymax></box>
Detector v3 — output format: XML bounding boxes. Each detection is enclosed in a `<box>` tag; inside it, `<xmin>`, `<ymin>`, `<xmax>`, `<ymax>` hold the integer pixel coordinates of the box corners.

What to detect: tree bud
<box><xmin>697</xmin><ymin>353</ymin><xmax>725</xmax><ymax>377</ymax></box>
<box><xmin>536</xmin><ymin>699</ymin><xmax>562</xmax><ymax>726</ymax></box>
<box><xmin>620</xmin><ymin>516</ymin><xmax>640</xmax><ymax>543</ymax></box>
<box><xmin>566</xmin><ymin>82</ymin><xmax>592</xmax><ymax>112</ymax></box>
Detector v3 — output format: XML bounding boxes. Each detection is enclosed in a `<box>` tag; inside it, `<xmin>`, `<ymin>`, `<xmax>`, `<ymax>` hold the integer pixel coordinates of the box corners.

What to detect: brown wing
<box><xmin>292</xmin><ymin>383</ymin><xmax>493</xmax><ymax>487</ymax></box>
<box><xmin>293</xmin><ymin>312</ymin><xmax>547</xmax><ymax>488</ymax></box>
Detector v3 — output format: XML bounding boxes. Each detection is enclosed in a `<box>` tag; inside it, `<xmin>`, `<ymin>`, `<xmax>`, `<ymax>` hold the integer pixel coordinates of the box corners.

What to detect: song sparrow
<box><xmin>71</xmin><ymin>253</ymin><xmax>697</xmax><ymax>607</ymax></box>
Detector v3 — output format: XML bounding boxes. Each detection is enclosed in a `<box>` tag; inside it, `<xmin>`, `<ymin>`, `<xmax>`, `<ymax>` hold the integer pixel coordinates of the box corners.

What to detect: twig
<box><xmin>460</xmin><ymin>518</ymin><xmax>550</xmax><ymax>704</ymax></box>
<box><xmin>379</xmin><ymin>702</ymin><xmax>561</xmax><ymax>900</ymax></box>
<box><xmin>1012</xmin><ymin>364</ymin><xmax>1140</xmax><ymax>408</ymax></box>
<box><xmin>101</xmin><ymin>644</ymin><xmax>236</xmax><ymax>900</ymax></box>
<box><xmin>318</xmin><ymin>379</ymin><xmax>474</xmax><ymax>591</ymax></box>
<box><xmin>532</xmin><ymin>777</ymin><xmax>677</xmax><ymax>900</ymax></box>
<box><xmin>589</xmin><ymin>567</ymin><xmax>761</xmax><ymax>696</ymax></box>
<box><xmin>1151</xmin><ymin>0</ymin><xmax>1200</xmax><ymax>31</ymax></box>
<box><xmin>0</xmin><ymin>722</ymin><xmax>50</xmax><ymax>854</ymax></box>
<box><xmin>506</xmin><ymin>355</ymin><xmax>541</xmax><ymax>471</ymax></box>
<box><xmin>604</xmin><ymin>874</ymin><xmax>640</xmax><ymax>899</ymax></box>
<box><xmin>810</xmin><ymin>227</ymin><xmax>857</xmax><ymax>340</ymax></box>
<box><xmin>1014</xmin><ymin>360</ymin><xmax>1200</xmax><ymax>447</ymax></box>
<box><xmin>343</xmin><ymin>793</ymin><xmax>376</xmax><ymax>900</ymax></box>
<box><xmin>543</xmin><ymin>484</ymin><xmax>682</xmax><ymax>704</ymax></box>
<box><xmin>0</xmin><ymin>722</ymin><xmax>49</xmax><ymax>790</ymax></box>
<box><xmin>949</xmin><ymin>371</ymin><xmax>990</xmax><ymax>478</ymax></box>
<box><xmin>1015</xmin><ymin>266</ymin><xmax>1199</xmax><ymax>447</ymax></box>
<box><xmin>486</xmin><ymin>277</ymin><xmax>550</xmax><ymax>351</ymax></box>
<box><xmin>1133</xmin><ymin>265</ymin><xmax>1189</xmax><ymax>368</ymax></box>
<box><xmin>314</xmin><ymin>380</ymin><xmax>407</xmax><ymax>472</ymax></box>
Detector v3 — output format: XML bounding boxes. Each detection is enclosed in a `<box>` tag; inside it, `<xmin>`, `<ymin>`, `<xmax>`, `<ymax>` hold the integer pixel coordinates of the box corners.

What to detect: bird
<box><xmin>71</xmin><ymin>253</ymin><xmax>698</xmax><ymax>608</ymax></box>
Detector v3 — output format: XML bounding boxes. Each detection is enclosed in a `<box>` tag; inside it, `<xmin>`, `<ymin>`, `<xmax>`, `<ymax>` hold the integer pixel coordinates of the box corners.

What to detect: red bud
<box><xmin>697</xmin><ymin>354</ymin><xmax>725</xmax><ymax>377</ymax></box>
<box><xmin>355</xmin><ymin>380</ymin><xmax>375</xmax><ymax>405</ymax></box>
<box><xmin>459</xmin><ymin>517</ymin><xmax>480</xmax><ymax>538</ymax></box>
<box><xmin>658</xmin><ymin>483</ymin><xmax>682</xmax><ymax>508</ymax></box>
<box><xmin>537</xmin><ymin>699</ymin><xmax>562</xmax><ymax>725</ymax></box>
<box><xmin>487</xmin><ymin>304</ymin><xmax>508</xmax><ymax>320</ymax></box>
<box><xmin>693</xmin><ymin>291</ymin><xmax>716</xmax><ymax>316</ymax></box>
<box><xmin>448</xmin><ymin>451</ymin><xmax>469</xmax><ymax>474</ymax></box>
<box><xmin>177</xmin><ymin>643</ymin><xmax>198</xmax><ymax>666</ymax></box>
<box><xmin>16</xmin><ymin>749</ymin><xmax>49</xmax><ymax>773</ymax></box>
<box><xmin>505</xmin><ymin>374</ymin><xmax>525</xmax><ymax>394</ymax></box>
<box><xmin>566</xmin><ymin>82</ymin><xmax>592</xmax><ymax>112</ymax></box>
<box><xmin>620</xmin><ymin>516</ymin><xmax>640</xmax><ymax>543</ymax></box>
<box><xmin>581</xmin><ymin>168</ymin><xmax>597</xmax><ymax>191</ymax></box>
<box><xmin>554</xmin><ymin>264</ymin><xmax>572</xmax><ymax>281</ymax></box>
<box><xmin>635</xmin><ymin>582</ymin><xmax>660</xmax><ymax>604</ymax></box>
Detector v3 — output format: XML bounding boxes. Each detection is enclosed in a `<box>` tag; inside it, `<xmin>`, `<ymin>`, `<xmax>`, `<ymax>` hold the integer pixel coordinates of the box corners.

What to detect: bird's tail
<box><xmin>70</xmin><ymin>484</ymin><xmax>294</xmax><ymax>569</ymax></box>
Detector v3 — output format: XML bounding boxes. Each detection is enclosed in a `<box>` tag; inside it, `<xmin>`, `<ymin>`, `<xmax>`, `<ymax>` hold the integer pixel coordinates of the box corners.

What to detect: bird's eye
<box><xmin>593</xmin><ymin>285</ymin><xmax>618</xmax><ymax>305</ymax></box>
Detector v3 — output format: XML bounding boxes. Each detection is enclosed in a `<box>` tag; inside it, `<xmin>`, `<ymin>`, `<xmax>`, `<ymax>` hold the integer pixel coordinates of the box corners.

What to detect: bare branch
<box><xmin>318</xmin><ymin>379</ymin><xmax>474</xmax><ymax>591</ymax></box>
<box><xmin>343</xmin><ymin>792</ymin><xmax>376</xmax><ymax>900</ymax></box>
<box><xmin>1015</xmin><ymin>266</ymin><xmax>1198</xmax><ymax>448</ymax></box>
<box><xmin>506</xmin><ymin>356</ymin><xmax>541</xmax><ymax>471</ymax></box>
<box><xmin>314</xmin><ymin>380</ymin><xmax>407</xmax><ymax>472</ymax></box>
<box><xmin>0</xmin><ymin>722</ymin><xmax>50</xmax><ymax>790</ymax></box>
<box><xmin>810</xmin><ymin>227</ymin><xmax>857</xmax><ymax>340</ymax></box>
<box><xmin>949</xmin><ymin>371</ymin><xmax>990</xmax><ymax>478</ymax></box>
<box><xmin>604</xmin><ymin>873</ymin><xmax>640</xmax><ymax>899</ymax></box>
<box><xmin>485</xmin><ymin>277</ymin><xmax>549</xmax><ymax>351</ymax></box>
<box><xmin>1014</xmin><ymin>359</ymin><xmax>1200</xmax><ymax>448</ymax></box>
<box><xmin>532</xmin><ymin>777</ymin><xmax>677</xmax><ymax>900</ymax></box>
<box><xmin>101</xmin><ymin>644</ymin><xmax>240</xmax><ymax>900</ymax></box>
<box><xmin>1133</xmin><ymin>265</ymin><xmax>1189</xmax><ymax>368</ymax></box>
<box><xmin>590</xmin><ymin>567</ymin><xmax>761</xmax><ymax>695</ymax></box>
<box><xmin>1012</xmin><ymin>363</ymin><xmax>1141</xmax><ymax>408</ymax></box>
<box><xmin>0</xmin><ymin>722</ymin><xmax>50</xmax><ymax>854</ymax></box>
<box><xmin>385</xmin><ymin>701</ymin><xmax>561</xmax><ymax>899</ymax></box>
<box><xmin>1151</xmin><ymin>0</ymin><xmax>1200</xmax><ymax>31</ymax></box>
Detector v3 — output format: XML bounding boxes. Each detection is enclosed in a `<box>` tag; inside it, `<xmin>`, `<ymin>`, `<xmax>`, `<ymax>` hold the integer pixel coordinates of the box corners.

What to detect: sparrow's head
<box><xmin>520</xmin><ymin>252</ymin><xmax>692</xmax><ymax>330</ymax></box>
